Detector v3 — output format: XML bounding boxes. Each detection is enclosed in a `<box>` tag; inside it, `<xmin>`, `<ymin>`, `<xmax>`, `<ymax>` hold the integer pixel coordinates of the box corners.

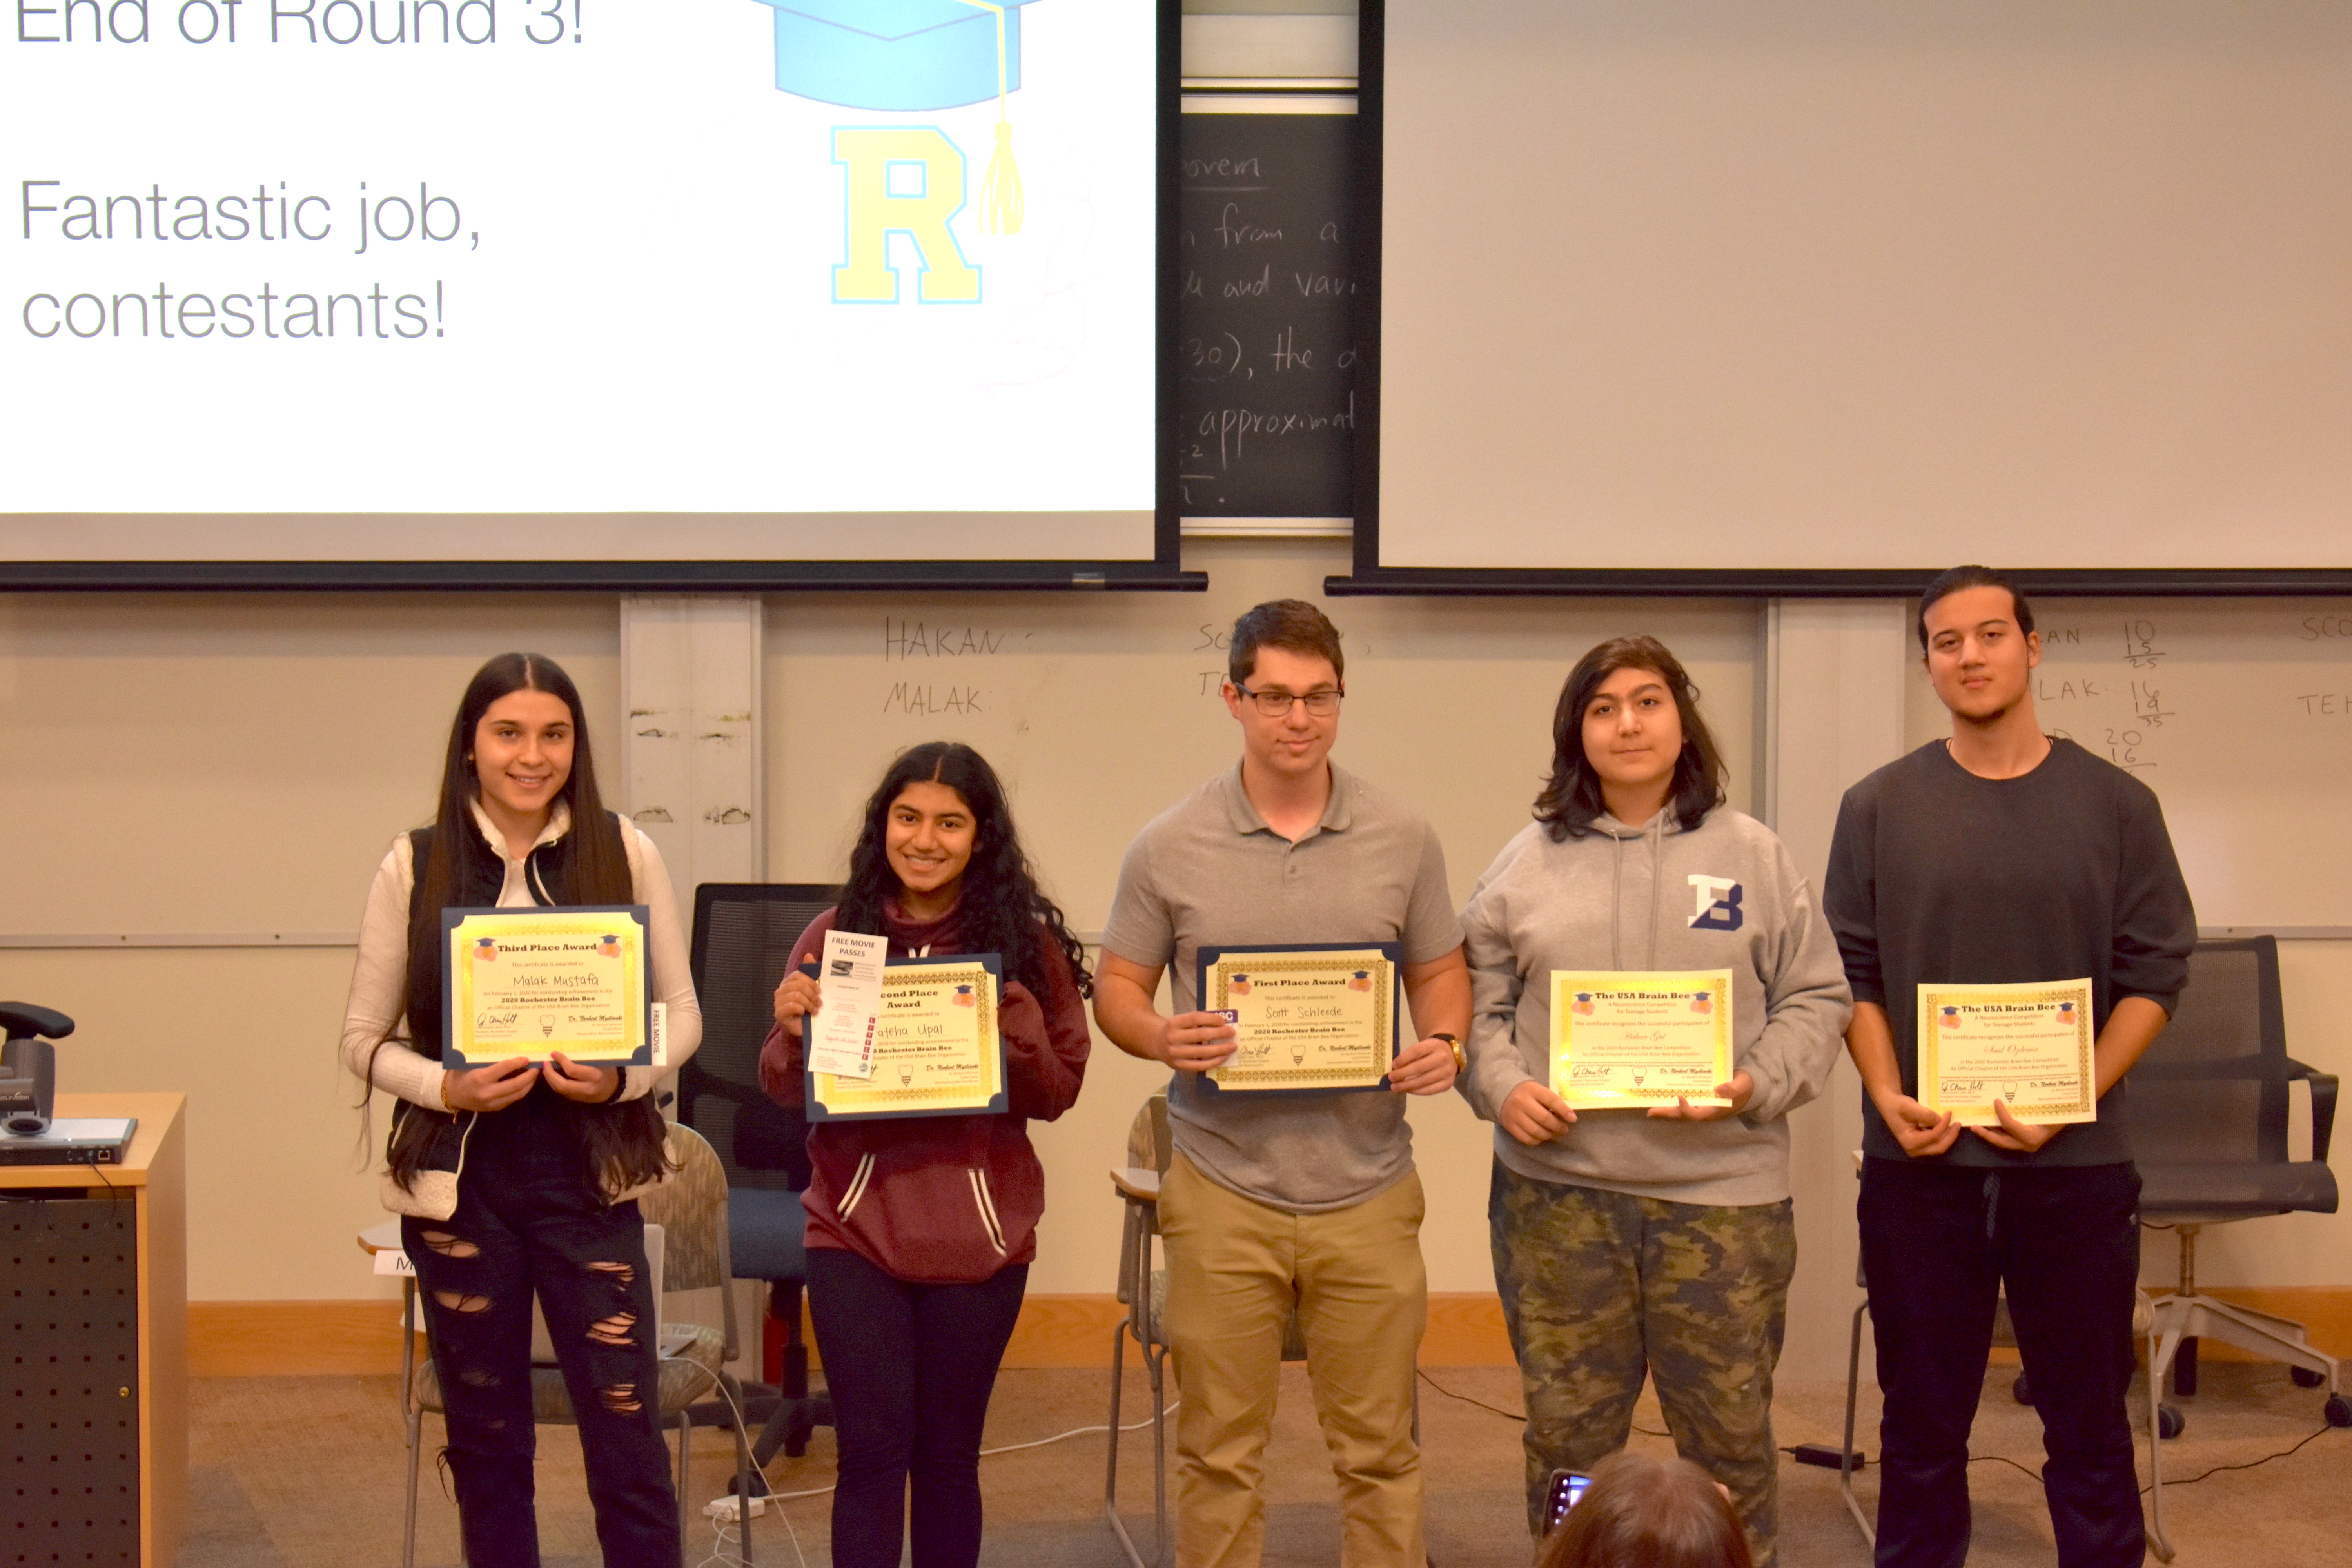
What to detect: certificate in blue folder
<box><xmin>1194</xmin><ymin>942</ymin><xmax>1402</xmax><ymax>1095</ymax></box>
<box><xmin>806</xmin><ymin>952</ymin><xmax>1010</xmax><ymax>1122</ymax></box>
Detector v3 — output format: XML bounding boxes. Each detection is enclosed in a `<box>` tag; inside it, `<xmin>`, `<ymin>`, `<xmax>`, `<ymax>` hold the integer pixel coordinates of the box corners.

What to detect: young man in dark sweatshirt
<box><xmin>1824</xmin><ymin>566</ymin><xmax>2195</xmax><ymax>1568</ymax></box>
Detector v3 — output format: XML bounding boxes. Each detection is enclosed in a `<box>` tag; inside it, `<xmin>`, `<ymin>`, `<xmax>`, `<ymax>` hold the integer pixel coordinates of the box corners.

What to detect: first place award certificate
<box><xmin>808</xmin><ymin>955</ymin><xmax>1009</xmax><ymax>1122</ymax></box>
<box><xmin>1550</xmin><ymin>970</ymin><xmax>1735</xmax><ymax>1109</ymax></box>
<box><xmin>1196</xmin><ymin>943</ymin><xmax>1401</xmax><ymax>1094</ymax></box>
<box><xmin>442</xmin><ymin>906</ymin><xmax>651</xmax><ymax>1068</ymax></box>
<box><xmin>1917</xmin><ymin>978</ymin><xmax>2097</xmax><ymax>1127</ymax></box>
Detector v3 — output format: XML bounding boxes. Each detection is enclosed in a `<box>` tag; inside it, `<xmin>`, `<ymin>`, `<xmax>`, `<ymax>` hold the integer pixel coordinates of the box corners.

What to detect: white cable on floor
<box><xmin>980</xmin><ymin>1397</ymin><xmax>1182</xmax><ymax>1457</ymax></box>
<box><xmin>696</xmin><ymin>1392</ymin><xmax>1176</xmax><ymax>1542</ymax></box>
<box><xmin>694</xmin><ymin>1518</ymin><xmax>747</xmax><ymax>1568</ymax></box>
<box><xmin>693</xmin><ymin>1376</ymin><xmax>809</xmax><ymax>1568</ymax></box>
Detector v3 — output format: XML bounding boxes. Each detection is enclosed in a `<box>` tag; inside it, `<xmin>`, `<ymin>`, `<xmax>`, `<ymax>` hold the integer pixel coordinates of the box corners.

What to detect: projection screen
<box><xmin>1356</xmin><ymin>0</ymin><xmax>2352</xmax><ymax>593</ymax></box>
<box><xmin>1</xmin><ymin>0</ymin><xmax>1180</xmax><ymax>586</ymax></box>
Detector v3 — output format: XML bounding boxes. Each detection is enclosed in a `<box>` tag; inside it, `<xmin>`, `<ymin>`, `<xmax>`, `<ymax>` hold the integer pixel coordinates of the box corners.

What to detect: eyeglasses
<box><xmin>1234</xmin><ymin>682</ymin><xmax>1344</xmax><ymax>717</ymax></box>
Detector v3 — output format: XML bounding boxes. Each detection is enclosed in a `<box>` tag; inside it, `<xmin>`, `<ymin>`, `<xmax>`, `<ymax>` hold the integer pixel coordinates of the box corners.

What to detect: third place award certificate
<box><xmin>1549</xmin><ymin>970</ymin><xmax>1735</xmax><ymax>1109</ymax></box>
<box><xmin>1197</xmin><ymin>944</ymin><xmax>1401</xmax><ymax>1093</ymax></box>
<box><xmin>441</xmin><ymin>906</ymin><xmax>651</xmax><ymax>1067</ymax></box>
<box><xmin>1917</xmin><ymin>978</ymin><xmax>2097</xmax><ymax>1126</ymax></box>
<box><xmin>808</xmin><ymin>955</ymin><xmax>1008</xmax><ymax>1122</ymax></box>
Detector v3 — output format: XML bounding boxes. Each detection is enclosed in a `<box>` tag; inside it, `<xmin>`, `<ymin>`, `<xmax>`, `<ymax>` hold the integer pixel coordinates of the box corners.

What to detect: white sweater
<box><xmin>338</xmin><ymin>799</ymin><xmax>703</xmax><ymax>1109</ymax></box>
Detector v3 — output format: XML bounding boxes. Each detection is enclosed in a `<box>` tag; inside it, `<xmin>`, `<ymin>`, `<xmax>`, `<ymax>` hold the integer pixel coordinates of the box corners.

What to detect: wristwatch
<box><xmin>1432</xmin><ymin>1032</ymin><xmax>1466</xmax><ymax>1076</ymax></box>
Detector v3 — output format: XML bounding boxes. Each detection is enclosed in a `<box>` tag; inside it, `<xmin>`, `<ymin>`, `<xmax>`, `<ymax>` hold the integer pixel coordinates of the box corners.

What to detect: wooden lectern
<box><xmin>3</xmin><ymin>1093</ymin><xmax>187</xmax><ymax>1565</ymax></box>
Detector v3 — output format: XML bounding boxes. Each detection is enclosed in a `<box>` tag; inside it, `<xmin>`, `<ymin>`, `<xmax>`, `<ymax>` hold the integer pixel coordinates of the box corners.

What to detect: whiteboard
<box><xmin>764</xmin><ymin>552</ymin><xmax>1763</xmax><ymax>927</ymax></box>
<box><xmin>0</xmin><ymin>591</ymin><xmax>622</xmax><ymax>938</ymax></box>
<box><xmin>1902</xmin><ymin>598</ymin><xmax>2352</xmax><ymax>930</ymax></box>
<box><xmin>0</xmin><ymin>553</ymin><xmax>1762</xmax><ymax>939</ymax></box>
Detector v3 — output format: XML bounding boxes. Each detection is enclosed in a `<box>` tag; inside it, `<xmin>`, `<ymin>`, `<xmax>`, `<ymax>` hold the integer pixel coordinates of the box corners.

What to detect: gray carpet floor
<box><xmin>180</xmin><ymin>1361</ymin><xmax>2350</xmax><ymax>1567</ymax></box>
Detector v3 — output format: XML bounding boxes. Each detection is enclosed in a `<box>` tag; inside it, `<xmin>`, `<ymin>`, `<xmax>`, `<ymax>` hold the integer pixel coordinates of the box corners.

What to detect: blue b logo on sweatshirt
<box><xmin>1687</xmin><ymin>875</ymin><xmax>1744</xmax><ymax>932</ymax></box>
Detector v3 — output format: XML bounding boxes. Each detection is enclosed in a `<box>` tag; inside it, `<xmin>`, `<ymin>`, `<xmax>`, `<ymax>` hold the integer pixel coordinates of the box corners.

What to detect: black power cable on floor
<box><xmin>1784</xmin><ymin>1419</ymin><xmax>2343</xmax><ymax>1497</ymax></box>
<box><xmin>1968</xmin><ymin>1453</ymin><xmax>2045</xmax><ymax>1485</ymax></box>
<box><xmin>1417</xmin><ymin>1368</ymin><xmax>1669</xmax><ymax>1439</ymax></box>
<box><xmin>2140</xmin><ymin>1420</ymin><xmax>2343</xmax><ymax>1494</ymax></box>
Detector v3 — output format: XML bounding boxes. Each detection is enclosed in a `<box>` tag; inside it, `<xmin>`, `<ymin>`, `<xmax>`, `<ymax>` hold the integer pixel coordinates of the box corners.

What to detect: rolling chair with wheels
<box><xmin>2130</xmin><ymin>936</ymin><xmax>2344</xmax><ymax>1431</ymax></box>
<box><xmin>681</xmin><ymin>881</ymin><xmax>841</xmax><ymax>1466</ymax></box>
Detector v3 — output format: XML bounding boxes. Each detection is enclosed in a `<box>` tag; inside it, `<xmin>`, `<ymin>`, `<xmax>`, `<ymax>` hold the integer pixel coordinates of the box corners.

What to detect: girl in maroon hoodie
<box><xmin>757</xmin><ymin>741</ymin><xmax>1091</xmax><ymax>1568</ymax></box>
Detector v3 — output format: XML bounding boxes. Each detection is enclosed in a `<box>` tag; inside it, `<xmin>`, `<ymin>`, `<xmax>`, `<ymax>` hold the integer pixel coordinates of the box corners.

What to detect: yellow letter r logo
<box><xmin>832</xmin><ymin>127</ymin><xmax>982</xmax><ymax>304</ymax></box>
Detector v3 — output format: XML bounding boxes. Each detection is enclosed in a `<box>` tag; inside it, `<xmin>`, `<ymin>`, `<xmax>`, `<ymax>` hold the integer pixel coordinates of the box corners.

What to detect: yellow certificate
<box><xmin>808</xmin><ymin>956</ymin><xmax>1007</xmax><ymax>1121</ymax></box>
<box><xmin>442</xmin><ymin>906</ymin><xmax>649</xmax><ymax>1067</ymax></box>
<box><xmin>1550</xmin><ymin>970</ymin><xmax>1735</xmax><ymax>1109</ymax></box>
<box><xmin>1199</xmin><ymin>944</ymin><xmax>1399</xmax><ymax>1093</ymax></box>
<box><xmin>1917</xmin><ymin>978</ymin><xmax>2096</xmax><ymax>1126</ymax></box>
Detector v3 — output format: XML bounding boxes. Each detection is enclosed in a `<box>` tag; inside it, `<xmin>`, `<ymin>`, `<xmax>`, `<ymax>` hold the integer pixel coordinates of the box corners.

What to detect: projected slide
<box><xmin>1</xmin><ymin>0</ymin><xmax>1159</xmax><ymax>561</ymax></box>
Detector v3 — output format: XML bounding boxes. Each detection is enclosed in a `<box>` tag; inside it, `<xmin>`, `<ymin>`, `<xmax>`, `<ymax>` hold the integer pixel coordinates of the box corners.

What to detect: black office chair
<box><xmin>2132</xmin><ymin>936</ymin><xmax>2346</xmax><ymax>1432</ymax></box>
<box><xmin>681</xmin><ymin>881</ymin><xmax>840</xmax><ymax>1465</ymax></box>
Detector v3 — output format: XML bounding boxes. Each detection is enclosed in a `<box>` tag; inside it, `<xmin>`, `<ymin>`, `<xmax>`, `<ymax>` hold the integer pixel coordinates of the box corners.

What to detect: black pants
<box><xmin>403</xmin><ymin>1093</ymin><xmax>680</xmax><ymax>1568</ymax></box>
<box><xmin>1858</xmin><ymin>1157</ymin><xmax>2143</xmax><ymax>1568</ymax></box>
<box><xmin>806</xmin><ymin>1247</ymin><xmax>1028</xmax><ymax>1568</ymax></box>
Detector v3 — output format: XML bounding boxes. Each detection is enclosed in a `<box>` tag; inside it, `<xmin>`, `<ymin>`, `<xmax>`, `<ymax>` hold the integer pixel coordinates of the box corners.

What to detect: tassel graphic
<box><xmin>958</xmin><ymin>0</ymin><xmax>1024</xmax><ymax>234</ymax></box>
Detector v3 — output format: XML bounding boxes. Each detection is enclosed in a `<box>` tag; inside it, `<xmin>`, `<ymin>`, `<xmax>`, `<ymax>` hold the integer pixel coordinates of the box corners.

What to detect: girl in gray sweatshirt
<box><xmin>1458</xmin><ymin>636</ymin><xmax>1849</xmax><ymax>1568</ymax></box>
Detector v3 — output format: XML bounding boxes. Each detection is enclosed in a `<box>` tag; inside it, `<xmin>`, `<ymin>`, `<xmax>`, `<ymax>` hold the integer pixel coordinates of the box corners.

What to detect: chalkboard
<box><xmin>1175</xmin><ymin>109</ymin><xmax>1363</xmax><ymax>520</ymax></box>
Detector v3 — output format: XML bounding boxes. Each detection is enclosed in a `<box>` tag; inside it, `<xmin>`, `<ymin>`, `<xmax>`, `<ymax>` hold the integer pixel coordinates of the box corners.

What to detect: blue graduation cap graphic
<box><xmin>748</xmin><ymin>0</ymin><xmax>1040</xmax><ymax>111</ymax></box>
<box><xmin>747</xmin><ymin>0</ymin><xmax>1036</xmax><ymax>233</ymax></box>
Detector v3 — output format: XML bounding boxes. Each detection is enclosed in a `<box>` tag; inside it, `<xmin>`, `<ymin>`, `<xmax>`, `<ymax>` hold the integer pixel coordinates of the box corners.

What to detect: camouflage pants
<box><xmin>1488</xmin><ymin>1161</ymin><xmax>1795</xmax><ymax>1568</ymax></box>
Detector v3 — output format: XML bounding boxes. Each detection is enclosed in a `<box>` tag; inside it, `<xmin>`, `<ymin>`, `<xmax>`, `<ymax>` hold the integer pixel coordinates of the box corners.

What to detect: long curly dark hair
<box><xmin>1534</xmin><ymin>635</ymin><xmax>1727</xmax><ymax>840</ymax></box>
<box><xmin>834</xmin><ymin>742</ymin><xmax>1093</xmax><ymax>999</ymax></box>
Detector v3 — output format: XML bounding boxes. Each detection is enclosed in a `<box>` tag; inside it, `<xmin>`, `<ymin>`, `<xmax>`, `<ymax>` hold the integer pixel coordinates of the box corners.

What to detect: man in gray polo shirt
<box><xmin>1096</xmin><ymin>598</ymin><xmax>1471</xmax><ymax>1568</ymax></box>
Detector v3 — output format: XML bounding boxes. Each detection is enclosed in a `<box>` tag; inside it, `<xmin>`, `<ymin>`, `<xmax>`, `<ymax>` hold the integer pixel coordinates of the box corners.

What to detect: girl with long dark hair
<box><xmin>1455</xmin><ymin>636</ymin><xmax>1849</xmax><ymax>1568</ymax></box>
<box><xmin>340</xmin><ymin>652</ymin><xmax>702</xmax><ymax>1566</ymax></box>
<box><xmin>757</xmin><ymin>741</ymin><xmax>1091</xmax><ymax>1568</ymax></box>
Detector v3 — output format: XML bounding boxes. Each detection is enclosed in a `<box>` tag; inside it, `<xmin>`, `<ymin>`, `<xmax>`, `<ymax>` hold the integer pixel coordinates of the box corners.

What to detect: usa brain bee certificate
<box><xmin>1917</xmin><ymin>978</ymin><xmax>2097</xmax><ymax>1126</ymax></box>
<box><xmin>441</xmin><ymin>906</ymin><xmax>650</xmax><ymax>1067</ymax></box>
<box><xmin>1549</xmin><ymin>971</ymin><xmax>1735</xmax><ymax>1109</ymax></box>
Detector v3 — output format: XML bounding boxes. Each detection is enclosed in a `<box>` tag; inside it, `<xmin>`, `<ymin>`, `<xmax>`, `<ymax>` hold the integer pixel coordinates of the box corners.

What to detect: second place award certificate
<box><xmin>1917</xmin><ymin>978</ymin><xmax>2097</xmax><ymax>1126</ymax></box>
<box><xmin>1197</xmin><ymin>943</ymin><xmax>1401</xmax><ymax>1093</ymax></box>
<box><xmin>808</xmin><ymin>954</ymin><xmax>1009</xmax><ymax>1122</ymax></box>
<box><xmin>1550</xmin><ymin>970</ymin><xmax>1735</xmax><ymax>1109</ymax></box>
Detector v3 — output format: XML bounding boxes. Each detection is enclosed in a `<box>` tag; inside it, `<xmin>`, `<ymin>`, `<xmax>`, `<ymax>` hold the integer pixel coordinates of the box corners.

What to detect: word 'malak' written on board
<box><xmin>884</xmin><ymin>683</ymin><xmax>982</xmax><ymax>716</ymax></box>
<box><xmin>2</xmin><ymin>0</ymin><xmax>1157</xmax><ymax>520</ymax></box>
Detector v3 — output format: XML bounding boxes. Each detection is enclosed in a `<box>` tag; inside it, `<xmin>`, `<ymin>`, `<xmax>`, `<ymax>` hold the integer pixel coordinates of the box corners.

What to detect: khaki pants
<box><xmin>1157</xmin><ymin>1153</ymin><xmax>1428</xmax><ymax>1568</ymax></box>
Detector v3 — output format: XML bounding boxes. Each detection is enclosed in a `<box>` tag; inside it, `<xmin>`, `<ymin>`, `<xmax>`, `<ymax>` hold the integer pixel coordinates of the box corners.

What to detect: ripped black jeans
<box><xmin>403</xmin><ymin>1096</ymin><xmax>679</xmax><ymax>1568</ymax></box>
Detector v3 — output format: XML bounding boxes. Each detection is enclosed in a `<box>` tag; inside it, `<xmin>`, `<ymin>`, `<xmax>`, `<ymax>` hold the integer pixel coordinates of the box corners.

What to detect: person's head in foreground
<box><xmin>1535</xmin><ymin>1451</ymin><xmax>1753</xmax><ymax>1568</ymax></box>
